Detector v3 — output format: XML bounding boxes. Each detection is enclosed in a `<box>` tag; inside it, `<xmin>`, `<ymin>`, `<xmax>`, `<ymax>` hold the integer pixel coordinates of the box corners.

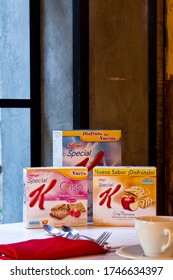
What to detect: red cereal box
<box><xmin>23</xmin><ymin>167</ymin><xmax>88</xmax><ymax>228</ymax></box>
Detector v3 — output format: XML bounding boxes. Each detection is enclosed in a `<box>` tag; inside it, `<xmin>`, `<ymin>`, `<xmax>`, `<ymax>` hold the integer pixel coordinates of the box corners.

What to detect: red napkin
<box><xmin>0</xmin><ymin>236</ymin><xmax>106</xmax><ymax>260</ymax></box>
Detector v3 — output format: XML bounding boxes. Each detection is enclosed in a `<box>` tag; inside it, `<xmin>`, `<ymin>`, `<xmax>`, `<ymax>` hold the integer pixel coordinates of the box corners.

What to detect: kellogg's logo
<box><xmin>67</xmin><ymin>142</ymin><xmax>82</xmax><ymax>148</ymax></box>
<box><xmin>28</xmin><ymin>173</ymin><xmax>39</xmax><ymax>177</ymax></box>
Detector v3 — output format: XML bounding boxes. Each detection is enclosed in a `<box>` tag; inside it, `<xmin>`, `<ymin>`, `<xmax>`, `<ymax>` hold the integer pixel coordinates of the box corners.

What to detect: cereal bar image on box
<box><xmin>68</xmin><ymin>202</ymin><xmax>86</xmax><ymax>212</ymax></box>
<box><xmin>124</xmin><ymin>186</ymin><xmax>150</xmax><ymax>199</ymax></box>
<box><xmin>50</xmin><ymin>208</ymin><xmax>69</xmax><ymax>220</ymax></box>
<box><xmin>138</xmin><ymin>197</ymin><xmax>154</xmax><ymax>208</ymax></box>
<box><xmin>51</xmin><ymin>203</ymin><xmax>67</xmax><ymax>211</ymax></box>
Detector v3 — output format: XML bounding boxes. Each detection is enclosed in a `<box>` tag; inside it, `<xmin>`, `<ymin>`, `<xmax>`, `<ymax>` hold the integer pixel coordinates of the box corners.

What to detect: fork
<box><xmin>68</xmin><ymin>231</ymin><xmax>112</xmax><ymax>245</ymax></box>
<box><xmin>95</xmin><ymin>232</ymin><xmax>112</xmax><ymax>245</ymax></box>
<box><xmin>67</xmin><ymin>233</ymin><xmax>79</xmax><ymax>240</ymax></box>
<box><xmin>61</xmin><ymin>225</ymin><xmax>111</xmax><ymax>244</ymax></box>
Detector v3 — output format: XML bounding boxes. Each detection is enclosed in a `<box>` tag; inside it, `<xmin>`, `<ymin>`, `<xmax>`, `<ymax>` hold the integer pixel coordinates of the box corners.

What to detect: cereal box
<box><xmin>53</xmin><ymin>130</ymin><xmax>122</xmax><ymax>221</ymax></box>
<box><xmin>23</xmin><ymin>167</ymin><xmax>88</xmax><ymax>228</ymax></box>
<box><xmin>93</xmin><ymin>166</ymin><xmax>156</xmax><ymax>226</ymax></box>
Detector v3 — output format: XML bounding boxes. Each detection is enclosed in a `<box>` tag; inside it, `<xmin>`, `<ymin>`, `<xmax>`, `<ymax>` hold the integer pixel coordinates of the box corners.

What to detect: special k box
<box><xmin>23</xmin><ymin>167</ymin><xmax>88</xmax><ymax>228</ymax></box>
<box><xmin>53</xmin><ymin>130</ymin><xmax>122</xmax><ymax>221</ymax></box>
<box><xmin>93</xmin><ymin>166</ymin><xmax>156</xmax><ymax>226</ymax></box>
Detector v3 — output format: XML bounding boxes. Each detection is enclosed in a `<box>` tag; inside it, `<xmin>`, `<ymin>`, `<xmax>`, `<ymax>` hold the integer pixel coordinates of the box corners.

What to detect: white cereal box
<box><xmin>23</xmin><ymin>167</ymin><xmax>88</xmax><ymax>228</ymax></box>
<box><xmin>93</xmin><ymin>166</ymin><xmax>156</xmax><ymax>226</ymax></box>
<box><xmin>53</xmin><ymin>130</ymin><xmax>122</xmax><ymax>221</ymax></box>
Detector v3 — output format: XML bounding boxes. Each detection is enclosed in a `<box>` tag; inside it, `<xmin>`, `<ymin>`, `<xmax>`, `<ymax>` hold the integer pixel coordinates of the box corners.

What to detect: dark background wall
<box><xmin>89</xmin><ymin>0</ymin><xmax>149</xmax><ymax>167</ymax></box>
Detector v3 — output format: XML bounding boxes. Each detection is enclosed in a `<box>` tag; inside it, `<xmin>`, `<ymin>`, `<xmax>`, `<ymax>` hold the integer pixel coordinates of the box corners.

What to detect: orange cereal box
<box><xmin>93</xmin><ymin>166</ymin><xmax>156</xmax><ymax>226</ymax></box>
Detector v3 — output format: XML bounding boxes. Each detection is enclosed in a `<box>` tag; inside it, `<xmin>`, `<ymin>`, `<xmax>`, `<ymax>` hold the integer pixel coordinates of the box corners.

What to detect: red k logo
<box><xmin>99</xmin><ymin>184</ymin><xmax>121</xmax><ymax>208</ymax></box>
<box><xmin>29</xmin><ymin>179</ymin><xmax>57</xmax><ymax>210</ymax></box>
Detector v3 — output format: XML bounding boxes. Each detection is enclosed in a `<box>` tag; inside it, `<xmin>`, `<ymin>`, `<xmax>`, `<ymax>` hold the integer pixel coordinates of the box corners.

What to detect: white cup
<box><xmin>135</xmin><ymin>216</ymin><xmax>173</xmax><ymax>258</ymax></box>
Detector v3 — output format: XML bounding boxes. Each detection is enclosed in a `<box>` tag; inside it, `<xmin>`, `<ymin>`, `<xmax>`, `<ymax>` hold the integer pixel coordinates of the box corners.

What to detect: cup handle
<box><xmin>161</xmin><ymin>228</ymin><xmax>173</xmax><ymax>252</ymax></box>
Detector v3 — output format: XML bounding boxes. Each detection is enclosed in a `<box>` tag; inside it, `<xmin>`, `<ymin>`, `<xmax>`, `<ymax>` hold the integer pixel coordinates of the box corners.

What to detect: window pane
<box><xmin>0</xmin><ymin>0</ymin><xmax>30</xmax><ymax>99</ymax></box>
<box><xmin>1</xmin><ymin>108</ymin><xmax>30</xmax><ymax>223</ymax></box>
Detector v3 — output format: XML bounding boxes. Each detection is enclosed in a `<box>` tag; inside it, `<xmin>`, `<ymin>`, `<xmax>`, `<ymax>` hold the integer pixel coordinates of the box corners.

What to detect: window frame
<box><xmin>0</xmin><ymin>0</ymin><xmax>41</xmax><ymax>167</ymax></box>
<box><xmin>73</xmin><ymin>0</ymin><xmax>89</xmax><ymax>129</ymax></box>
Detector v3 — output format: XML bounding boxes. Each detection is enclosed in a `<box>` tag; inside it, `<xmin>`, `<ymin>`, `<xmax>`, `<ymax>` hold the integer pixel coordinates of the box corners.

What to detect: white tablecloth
<box><xmin>0</xmin><ymin>222</ymin><xmax>139</xmax><ymax>259</ymax></box>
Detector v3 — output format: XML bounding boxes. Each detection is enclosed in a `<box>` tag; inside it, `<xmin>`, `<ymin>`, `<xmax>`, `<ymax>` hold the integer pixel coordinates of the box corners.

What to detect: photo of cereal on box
<box><xmin>23</xmin><ymin>167</ymin><xmax>88</xmax><ymax>228</ymax></box>
<box><xmin>53</xmin><ymin>130</ymin><xmax>122</xmax><ymax>221</ymax></box>
<box><xmin>93</xmin><ymin>166</ymin><xmax>156</xmax><ymax>226</ymax></box>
